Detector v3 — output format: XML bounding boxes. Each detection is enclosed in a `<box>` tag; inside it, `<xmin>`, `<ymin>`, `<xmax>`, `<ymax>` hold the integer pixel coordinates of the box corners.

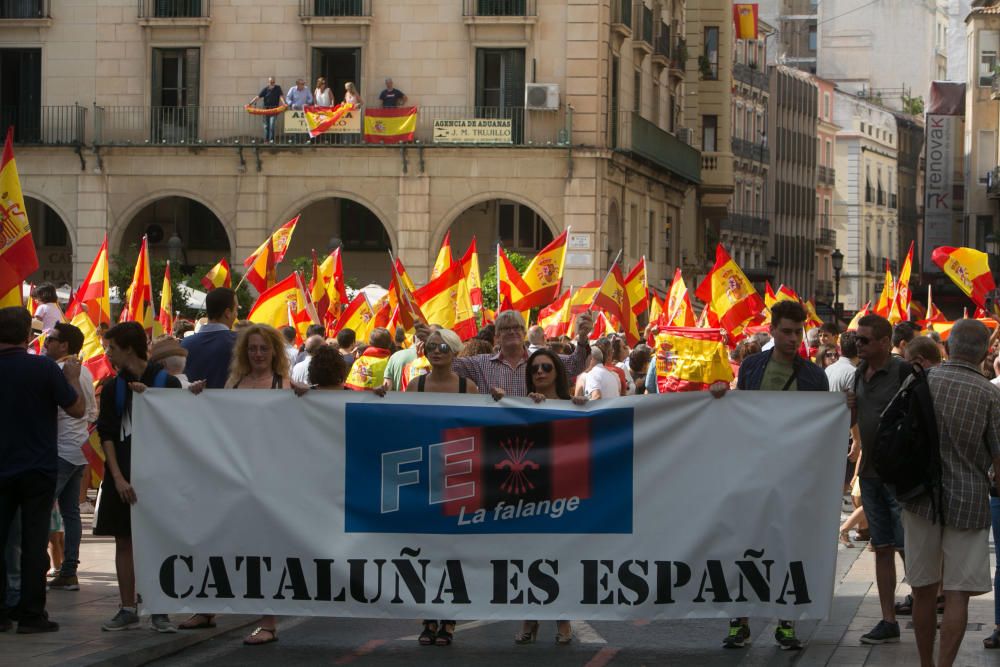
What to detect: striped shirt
<box><xmin>453</xmin><ymin>344</ymin><xmax>589</xmax><ymax>396</ymax></box>
<box><xmin>902</xmin><ymin>360</ymin><xmax>1000</xmax><ymax>529</ymax></box>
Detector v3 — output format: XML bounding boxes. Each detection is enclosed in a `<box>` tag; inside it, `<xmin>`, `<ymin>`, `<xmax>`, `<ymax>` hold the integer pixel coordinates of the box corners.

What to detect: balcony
<box><xmin>91</xmin><ymin>105</ymin><xmax>568</xmax><ymax>147</ymax></box>
<box><xmin>138</xmin><ymin>0</ymin><xmax>209</xmax><ymax>18</ymax></box>
<box><xmin>733</xmin><ymin>62</ymin><xmax>768</xmax><ymax>90</ymax></box>
<box><xmin>993</xmin><ymin>73</ymin><xmax>1000</xmax><ymax>101</ymax></box>
<box><xmin>721</xmin><ymin>213</ymin><xmax>769</xmax><ymax>237</ymax></box>
<box><xmin>611</xmin><ymin>0</ymin><xmax>632</xmax><ymax>46</ymax></box>
<box><xmin>816</xmin><ymin>227</ymin><xmax>836</xmax><ymax>248</ymax></box>
<box><xmin>631</xmin><ymin>3</ymin><xmax>653</xmax><ymax>57</ymax></box>
<box><xmin>651</xmin><ymin>26</ymin><xmax>670</xmax><ymax>74</ymax></box>
<box><xmin>614</xmin><ymin>111</ymin><xmax>701</xmax><ymax>184</ymax></box>
<box><xmin>299</xmin><ymin>0</ymin><xmax>370</xmax><ymax>17</ymax></box>
<box><xmin>731</xmin><ymin>136</ymin><xmax>769</xmax><ymax>163</ymax></box>
<box><xmin>817</xmin><ymin>164</ymin><xmax>836</xmax><ymax>185</ymax></box>
<box><xmin>988</xmin><ymin>167</ymin><xmax>1000</xmax><ymax>199</ymax></box>
<box><xmin>462</xmin><ymin>0</ymin><xmax>535</xmax><ymax>17</ymax></box>
<box><xmin>0</xmin><ymin>0</ymin><xmax>50</xmax><ymax>25</ymax></box>
<box><xmin>2</xmin><ymin>105</ymin><xmax>87</xmax><ymax>145</ymax></box>
<box><xmin>669</xmin><ymin>38</ymin><xmax>687</xmax><ymax>79</ymax></box>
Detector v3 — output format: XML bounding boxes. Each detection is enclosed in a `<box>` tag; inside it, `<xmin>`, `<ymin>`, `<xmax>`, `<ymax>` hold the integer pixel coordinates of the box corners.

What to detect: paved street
<box><xmin>2</xmin><ymin>508</ymin><xmax>999</xmax><ymax>666</ymax></box>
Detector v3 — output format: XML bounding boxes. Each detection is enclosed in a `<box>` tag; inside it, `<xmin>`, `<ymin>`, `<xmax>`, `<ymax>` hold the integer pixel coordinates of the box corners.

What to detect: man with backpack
<box><xmin>900</xmin><ymin>319</ymin><xmax>1000</xmax><ymax>667</ymax></box>
<box><xmin>852</xmin><ymin>314</ymin><xmax>911</xmax><ymax>645</ymax></box>
<box><xmin>94</xmin><ymin>322</ymin><xmax>182</xmax><ymax>633</ymax></box>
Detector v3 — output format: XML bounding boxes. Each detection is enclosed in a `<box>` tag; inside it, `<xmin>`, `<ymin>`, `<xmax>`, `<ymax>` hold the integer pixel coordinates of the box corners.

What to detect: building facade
<box><xmin>756</xmin><ymin>0</ymin><xmax>817</xmax><ymax>73</ymax></box>
<box><xmin>768</xmin><ymin>65</ymin><xmax>818</xmax><ymax>294</ymax></box>
<box><xmin>894</xmin><ymin>112</ymin><xmax>925</xmax><ymax>276</ymax></box>
<box><xmin>833</xmin><ymin>90</ymin><xmax>900</xmax><ymax>310</ymax></box>
<box><xmin>814</xmin><ymin>75</ymin><xmax>839</xmax><ymax>305</ymax></box>
<box><xmin>965</xmin><ymin>0</ymin><xmax>1000</xmax><ymax>252</ymax></box>
<box><xmin>3</xmin><ymin>0</ymin><xmax>701</xmax><ymax>297</ymax></box>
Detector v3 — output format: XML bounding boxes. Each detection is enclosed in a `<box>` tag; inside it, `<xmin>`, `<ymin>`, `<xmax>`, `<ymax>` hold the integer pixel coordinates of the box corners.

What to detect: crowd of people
<box><xmin>3</xmin><ymin>285</ymin><xmax>1000</xmax><ymax>666</ymax></box>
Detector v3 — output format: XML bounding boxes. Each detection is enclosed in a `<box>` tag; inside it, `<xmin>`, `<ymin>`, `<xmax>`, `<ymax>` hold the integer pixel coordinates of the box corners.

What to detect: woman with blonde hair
<box><xmin>344</xmin><ymin>82</ymin><xmax>364</xmax><ymax>108</ymax></box>
<box><xmin>179</xmin><ymin>324</ymin><xmax>290</xmax><ymax>644</ymax></box>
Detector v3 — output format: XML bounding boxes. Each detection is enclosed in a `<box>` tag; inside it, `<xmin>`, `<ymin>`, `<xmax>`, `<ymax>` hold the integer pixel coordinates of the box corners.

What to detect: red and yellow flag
<box><xmin>245</xmin><ymin>236</ymin><xmax>276</xmax><ymax>294</ymax></box>
<box><xmin>664</xmin><ymin>268</ymin><xmax>696</xmax><ymax>327</ymax></box>
<box><xmin>648</xmin><ymin>290</ymin><xmax>664</xmax><ymax>325</ymax></box>
<box><xmin>394</xmin><ymin>257</ymin><xmax>417</xmax><ymax>293</ymax></box>
<box><xmin>497</xmin><ymin>244</ymin><xmax>528</xmax><ymax>309</ymax></box>
<box><xmin>804</xmin><ymin>299</ymin><xmax>824</xmax><ymax>329</ymax></box>
<box><xmin>388</xmin><ymin>258</ymin><xmax>425</xmax><ymax>333</ymax></box>
<box><xmin>733</xmin><ymin>3</ymin><xmax>759</xmax><ymax>40</ymax></box>
<box><xmin>0</xmin><ymin>127</ymin><xmax>38</xmax><ymax>307</ymax></box>
<box><xmin>303</xmin><ymin>103</ymin><xmax>355</xmax><ymax>138</ymax></box>
<box><xmin>873</xmin><ymin>260</ymin><xmax>895</xmax><ymax>318</ymax></box>
<box><xmin>66</xmin><ymin>238</ymin><xmax>111</xmax><ymax>328</ymax></box>
<box><xmin>655</xmin><ymin>327</ymin><xmax>734</xmax><ymax>393</ymax></box>
<box><xmin>512</xmin><ymin>230</ymin><xmax>568</xmax><ymax>310</ymax></box>
<box><xmin>200</xmin><ymin>258</ymin><xmax>231</xmax><ymax>291</ymax></box>
<box><xmin>414</xmin><ymin>261</ymin><xmax>477</xmax><ymax>340</ymax></box>
<box><xmin>363</xmin><ymin>107</ymin><xmax>417</xmax><ymax>144</ymax></box>
<box><xmin>345</xmin><ymin>346</ymin><xmax>393</xmax><ymax>389</ymax></box>
<box><xmin>592</xmin><ymin>263</ymin><xmax>627</xmax><ymax>324</ymax></box>
<box><xmin>247</xmin><ymin>272</ymin><xmax>319</xmax><ymax>342</ymax></box>
<box><xmin>892</xmin><ymin>241</ymin><xmax>914</xmax><ymax>320</ymax></box>
<box><xmin>121</xmin><ymin>236</ymin><xmax>154</xmax><ymax>334</ymax></box>
<box><xmin>333</xmin><ymin>291</ymin><xmax>375</xmax><ymax>338</ymax></box>
<box><xmin>624</xmin><ymin>257</ymin><xmax>648</xmax><ymax>315</ymax></box>
<box><xmin>319</xmin><ymin>248</ymin><xmax>349</xmax><ymax>322</ymax></box>
<box><xmin>695</xmin><ymin>244</ymin><xmax>765</xmax><ymax>336</ymax></box>
<box><xmin>155</xmin><ymin>261</ymin><xmax>173</xmax><ymax>337</ymax></box>
<box><xmin>570</xmin><ymin>280</ymin><xmax>601</xmax><ymax>314</ymax></box>
<box><xmin>244</xmin><ymin>215</ymin><xmax>299</xmax><ymax>272</ymax></box>
<box><xmin>846</xmin><ymin>302</ymin><xmax>871</xmax><ymax>331</ymax></box>
<box><xmin>932</xmin><ymin>246</ymin><xmax>996</xmax><ymax>309</ymax></box>
<box><xmin>309</xmin><ymin>249</ymin><xmax>330</xmax><ymax>325</ymax></box>
<box><xmin>431</xmin><ymin>230</ymin><xmax>453</xmax><ymax>281</ymax></box>
<box><xmin>538</xmin><ymin>289</ymin><xmax>572</xmax><ymax>338</ymax></box>
<box><xmin>460</xmin><ymin>237</ymin><xmax>482</xmax><ymax>308</ymax></box>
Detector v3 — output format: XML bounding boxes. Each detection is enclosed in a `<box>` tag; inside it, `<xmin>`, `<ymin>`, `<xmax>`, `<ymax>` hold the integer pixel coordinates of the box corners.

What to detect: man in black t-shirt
<box><xmin>95</xmin><ymin>322</ymin><xmax>181</xmax><ymax>633</ymax></box>
<box><xmin>0</xmin><ymin>307</ymin><xmax>85</xmax><ymax>634</ymax></box>
<box><xmin>379</xmin><ymin>78</ymin><xmax>407</xmax><ymax>107</ymax></box>
<box><xmin>248</xmin><ymin>76</ymin><xmax>286</xmax><ymax>142</ymax></box>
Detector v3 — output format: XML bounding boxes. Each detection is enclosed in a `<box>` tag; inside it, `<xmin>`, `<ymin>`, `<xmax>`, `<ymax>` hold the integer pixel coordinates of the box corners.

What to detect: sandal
<box><xmin>435</xmin><ymin>622</ymin><xmax>455</xmax><ymax>646</ymax></box>
<box><xmin>894</xmin><ymin>594</ymin><xmax>913</xmax><ymax>616</ymax></box>
<box><xmin>515</xmin><ymin>621</ymin><xmax>539</xmax><ymax>644</ymax></box>
<box><xmin>985</xmin><ymin>627</ymin><xmax>1000</xmax><ymax>649</ymax></box>
<box><xmin>178</xmin><ymin>614</ymin><xmax>216</xmax><ymax>630</ymax></box>
<box><xmin>839</xmin><ymin>530</ymin><xmax>854</xmax><ymax>548</ymax></box>
<box><xmin>556</xmin><ymin>621</ymin><xmax>573</xmax><ymax>645</ymax></box>
<box><xmin>243</xmin><ymin>626</ymin><xmax>278</xmax><ymax>646</ymax></box>
<box><xmin>419</xmin><ymin>621</ymin><xmax>437</xmax><ymax>646</ymax></box>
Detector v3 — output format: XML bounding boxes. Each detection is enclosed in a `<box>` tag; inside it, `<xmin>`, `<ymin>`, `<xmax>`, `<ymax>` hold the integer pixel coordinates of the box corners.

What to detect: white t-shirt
<box><xmin>584</xmin><ymin>364</ymin><xmax>620</xmax><ymax>400</ymax></box>
<box><xmin>292</xmin><ymin>357</ymin><xmax>313</xmax><ymax>385</ymax></box>
<box><xmin>615</xmin><ymin>360</ymin><xmax>636</xmax><ymax>394</ymax></box>
<box><xmin>314</xmin><ymin>88</ymin><xmax>334</xmax><ymax>106</ymax></box>
<box><xmin>991</xmin><ymin>376</ymin><xmax>1000</xmax><ymax>388</ymax></box>
<box><xmin>34</xmin><ymin>302</ymin><xmax>63</xmax><ymax>333</ymax></box>
<box><xmin>56</xmin><ymin>362</ymin><xmax>97</xmax><ymax>465</ymax></box>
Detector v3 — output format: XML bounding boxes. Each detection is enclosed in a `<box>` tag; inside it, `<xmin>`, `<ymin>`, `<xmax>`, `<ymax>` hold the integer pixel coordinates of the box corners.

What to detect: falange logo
<box><xmin>344</xmin><ymin>405</ymin><xmax>634</xmax><ymax>534</ymax></box>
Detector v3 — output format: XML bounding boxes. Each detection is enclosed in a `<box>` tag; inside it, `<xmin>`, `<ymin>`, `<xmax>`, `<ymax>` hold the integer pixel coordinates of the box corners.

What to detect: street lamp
<box><xmin>831</xmin><ymin>248</ymin><xmax>844</xmax><ymax>324</ymax></box>
<box><xmin>327</xmin><ymin>236</ymin><xmax>343</xmax><ymax>254</ymax></box>
<box><xmin>167</xmin><ymin>232</ymin><xmax>184</xmax><ymax>264</ymax></box>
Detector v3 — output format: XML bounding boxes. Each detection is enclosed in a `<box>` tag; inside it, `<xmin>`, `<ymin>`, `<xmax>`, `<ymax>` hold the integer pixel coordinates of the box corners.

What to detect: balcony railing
<box><xmin>631</xmin><ymin>3</ymin><xmax>653</xmax><ymax>45</ymax></box>
<box><xmin>721</xmin><ymin>213</ymin><xmax>769</xmax><ymax>237</ymax></box>
<box><xmin>611</xmin><ymin>0</ymin><xmax>631</xmax><ymax>27</ymax></box>
<box><xmin>92</xmin><ymin>105</ymin><xmax>567</xmax><ymax>147</ymax></box>
<box><xmin>671</xmin><ymin>38</ymin><xmax>686</xmax><ymax>71</ymax></box>
<box><xmin>817</xmin><ymin>164</ymin><xmax>836</xmax><ymax>185</ymax></box>
<box><xmin>299</xmin><ymin>0</ymin><xmax>371</xmax><ymax>18</ymax></box>
<box><xmin>0</xmin><ymin>0</ymin><xmax>48</xmax><ymax>18</ymax></box>
<box><xmin>614</xmin><ymin>111</ymin><xmax>701</xmax><ymax>183</ymax></box>
<box><xmin>865</xmin><ymin>250</ymin><xmax>874</xmax><ymax>272</ymax></box>
<box><xmin>462</xmin><ymin>0</ymin><xmax>534</xmax><ymax>17</ymax></box>
<box><xmin>817</xmin><ymin>227</ymin><xmax>836</xmax><ymax>247</ymax></box>
<box><xmin>733</xmin><ymin>62</ymin><xmax>768</xmax><ymax>89</ymax></box>
<box><xmin>1</xmin><ymin>105</ymin><xmax>87</xmax><ymax>145</ymax></box>
<box><xmin>731</xmin><ymin>136</ymin><xmax>768</xmax><ymax>163</ymax></box>
<box><xmin>138</xmin><ymin>0</ymin><xmax>209</xmax><ymax>18</ymax></box>
<box><xmin>653</xmin><ymin>29</ymin><xmax>670</xmax><ymax>59</ymax></box>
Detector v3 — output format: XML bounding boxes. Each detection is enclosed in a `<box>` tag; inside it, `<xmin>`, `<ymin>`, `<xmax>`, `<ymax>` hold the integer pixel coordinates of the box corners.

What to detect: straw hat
<box><xmin>149</xmin><ymin>337</ymin><xmax>187</xmax><ymax>365</ymax></box>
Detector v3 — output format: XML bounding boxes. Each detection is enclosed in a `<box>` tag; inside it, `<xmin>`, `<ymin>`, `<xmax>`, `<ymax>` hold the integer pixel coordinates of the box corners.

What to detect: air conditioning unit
<box><xmin>676</xmin><ymin>127</ymin><xmax>694</xmax><ymax>146</ymax></box>
<box><xmin>525</xmin><ymin>83</ymin><xmax>560</xmax><ymax>110</ymax></box>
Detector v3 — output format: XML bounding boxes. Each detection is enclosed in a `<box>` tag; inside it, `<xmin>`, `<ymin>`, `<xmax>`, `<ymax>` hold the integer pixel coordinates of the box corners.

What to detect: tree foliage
<box><xmin>480</xmin><ymin>250</ymin><xmax>529</xmax><ymax>311</ymax></box>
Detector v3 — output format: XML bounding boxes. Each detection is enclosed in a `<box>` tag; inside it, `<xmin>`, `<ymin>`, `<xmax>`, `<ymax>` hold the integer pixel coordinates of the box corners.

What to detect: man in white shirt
<box><xmin>281</xmin><ymin>326</ymin><xmax>299</xmax><ymax>367</ymax></box>
<box><xmin>825</xmin><ymin>330</ymin><xmax>860</xmax><ymax>393</ymax></box>
<box><xmin>44</xmin><ymin>323</ymin><xmax>98</xmax><ymax>591</ymax></box>
<box><xmin>291</xmin><ymin>335</ymin><xmax>326</xmax><ymax>385</ymax></box>
<box><xmin>583</xmin><ymin>347</ymin><xmax>620</xmax><ymax>400</ymax></box>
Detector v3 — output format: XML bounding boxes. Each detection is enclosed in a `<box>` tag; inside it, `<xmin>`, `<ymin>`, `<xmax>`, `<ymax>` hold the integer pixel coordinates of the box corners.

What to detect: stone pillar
<box><xmin>74</xmin><ymin>173</ymin><xmax>109</xmax><ymax>285</ymax></box>
<box><xmin>563</xmin><ymin>154</ymin><xmax>601</xmax><ymax>285</ymax></box>
<box><xmin>397</xmin><ymin>174</ymin><xmax>431</xmax><ymax>283</ymax></box>
<box><xmin>234</xmin><ymin>174</ymin><xmax>269</xmax><ymax>271</ymax></box>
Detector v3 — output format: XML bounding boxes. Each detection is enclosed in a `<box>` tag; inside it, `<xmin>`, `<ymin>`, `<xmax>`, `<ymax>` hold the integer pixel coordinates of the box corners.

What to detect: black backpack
<box><xmin>872</xmin><ymin>363</ymin><xmax>944</xmax><ymax>522</ymax></box>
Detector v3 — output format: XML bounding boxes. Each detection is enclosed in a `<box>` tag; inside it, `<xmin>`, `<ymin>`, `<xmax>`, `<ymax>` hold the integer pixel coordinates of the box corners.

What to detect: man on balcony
<box><xmin>248</xmin><ymin>77</ymin><xmax>285</xmax><ymax>142</ymax></box>
<box><xmin>379</xmin><ymin>79</ymin><xmax>407</xmax><ymax>108</ymax></box>
<box><xmin>285</xmin><ymin>79</ymin><xmax>314</xmax><ymax>110</ymax></box>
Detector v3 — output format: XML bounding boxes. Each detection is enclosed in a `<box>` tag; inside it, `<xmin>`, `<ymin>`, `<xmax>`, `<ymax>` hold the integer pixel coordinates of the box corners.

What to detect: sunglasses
<box><xmin>825</xmin><ymin>352</ymin><xmax>838</xmax><ymax>358</ymax></box>
<box><xmin>856</xmin><ymin>336</ymin><xmax>871</xmax><ymax>345</ymax></box>
<box><xmin>531</xmin><ymin>362</ymin><xmax>554</xmax><ymax>374</ymax></box>
<box><xmin>427</xmin><ymin>342</ymin><xmax>451</xmax><ymax>354</ymax></box>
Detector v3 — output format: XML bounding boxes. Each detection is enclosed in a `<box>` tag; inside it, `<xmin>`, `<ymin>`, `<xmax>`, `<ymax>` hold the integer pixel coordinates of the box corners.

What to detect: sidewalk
<box><xmin>0</xmin><ymin>510</ymin><xmax>257</xmax><ymax>667</ymax></box>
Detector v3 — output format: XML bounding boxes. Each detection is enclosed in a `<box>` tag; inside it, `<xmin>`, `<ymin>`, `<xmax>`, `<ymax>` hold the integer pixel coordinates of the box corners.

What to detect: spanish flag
<box><xmin>121</xmin><ymin>236</ymin><xmax>155</xmax><ymax>334</ymax></box>
<box><xmin>695</xmin><ymin>244</ymin><xmax>765</xmax><ymax>336</ymax></box>
<box><xmin>513</xmin><ymin>230</ymin><xmax>569</xmax><ymax>310</ymax></box>
<box><xmin>891</xmin><ymin>241</ymin><xmax>914</xmax><ymax>321</ymax></box>
<box><xmin>873</xmin><ymin>260</ymin><xmax>895</xmax><ymax>318</ymax></box>
<box><xmin>400</xmin><ymin>354</ymin><xmax>432</xmax><ymax>390</ymax></box>
<box><xmin>592</xmin><ymin>263</ymin><xmax>627</xmax><ymax>324</ymax></box>
<box><xmin>733</xmin><ymin>3</ymin><xmax>759</xmax><ymax>40</ymax></box>
<box><xmin>655</xmin><ymin>327</ymin><xmax>734</xmax><ymax>393</ymax></box>
<box><xmin>664</xmin><ymin>267</ymin><xmax>696</xmax><ymax>327</ymax></box>
<box><xmin>804</xmin><ymin>299</ymin><xmax>824</xmax><ymax>329</ymax></box>
<box><xmin>932</xmin><ymin>245</ymin><xmax>996</xmax><ymax>309</ymax></box>
<box><xmin>431</xmin><ymin>230</ymin><xmax>453</xmax><ymax>281</ymax></box>
<box><xmin>846</xmin><ymin>302</ymin><xmax>871</xmax><ymax>331</ymax></box>
<box><xmin>648</xmin><ymin>289</ymin><xmax>664</xmax><ymax>324</ymax></box>
<box><xmin>304</xmin><ymin>103</ymin><xmax>355</xmax><ymax>138</ymax></box>
<box><xmin>624</xmin><ymin>257</ymin><xmax>648</xmax><ymax>315</ymax></box>
<box><xmin>247</xmin><ymin>272</ymin><xmax>319</xmax><ymax>340</ymax></box>
<box><xmin>245</xmin><ymin>235</ymin><xmax>276</xmax><ymax>294</ymax></box>
<box><xmin>155</xmin><ymin>260</ymin><xmax>173</xmax><ymax>337</ymax></box>
<box><xmin>243</xmin><ymin>215</ymin><xmax>299</xmax><ymax>271</ymax></box>
<box><xmin>394</xmin><ymin>257</ymin><xmax>417</xmax><ymax>293</ymax></box>
<box><xmin>309</xmin><ymin>249</ymin><xmax>330</xmax><ymax>325</ymax></box>
<box><xmin>0</xmin><ymin>127</ymin><xmax>38</xmax><ymax>307</ymax></box>
<box><xmin>497</xmin><ymin>244</ymin><xmax>529</xmax><ymax>308</ymax></box>
<box><xmin>414</xmin><ymin>261</ymin><xmax>477</xmax><ymax>340</ymax></box>
<box><xmin>919</xmin><ymin>286</ymin><xmax>947</xmax><ymax>326</ymax></box>
<box><xmin>363</xmin><ymin>106</ymin><xmax>417</xmax><ymax>144</ymax></box>
<box><xmin>346</xmin><ymin>346</ymin><xmax>392</xmax><ymax>390</ymax></box>
<box><xmin>388</xmin><ymin>258</ymin><xmax>425</xmax><ymax>332</ymax></box>
<box><xmin>65</xmin><ymin>238</ymin><xmax>111</xmax><ymax>328</ymax></box>
<box><xmin>333</xmin><ymin>291</ymin><xmax>375</xmax><ymax>338</ymax></box>
<box><xmin>538</xmin><ymin>289</ymin><xmax>572</xmax><ymax>338</ymax></box>
<box><xmin>460</xmin><ymin>237</ymin><xmax>482</xmax><ymax>308</ymax></box>
<box><xmin>201</xmin><ymin>258</ymin><xmax>232</xmax><ymax>291</ymax></box>
<box><xmin>570</xmin><ymin>280</ymin><xmax>601</xmax><ymax>314</ymax></box>
<box><xmin>320</xmin><ymin>247</ymin><xmax>349</xmax><ymax>318</ymax></box>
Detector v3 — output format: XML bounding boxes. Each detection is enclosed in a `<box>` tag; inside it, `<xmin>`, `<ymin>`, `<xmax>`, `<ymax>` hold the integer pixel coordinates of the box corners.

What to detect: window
<box><xmin>860</xmin><ymin>122</ymin><xmax>865</xmax><ymax>133</ymax></box>
<box><xmin>609</xmin><ymin>55</ymin><xmax>620</xmax><ymax>146</ymax></box>
<box><xmin>648</xmin><ymin>211</ymin><xmax>656</xmax><ymax>262</ymax></box>
<box><xmin>703</xmin><ymin>27</ymin><xmax>719</xmax><ymax>80</ymax></box>
<box><xmin>825</xmin><ymin>139</ymin><xmax>832</xmax><ymax>166</ymax></box>
<box><xmin>629</xmin><ymin>204</ymin><xmax>639</xmax><ymax>258</ymax></box>
<box><xmin>475</xmin><ymin>48</ymin><xmax>525</xmax><ymax>142</ymax></box>
<box><xmin>151</xmin><ymin>47</ymin><xmax>200</xmax><ymax>142</ymax></box>
<box><xmin>498</xmin><ymin>202</ymin><xmax>553</xmax><ymax>252</ymax></box>
<box><xmin>634</xmin><ymin>69</ymin><xmax>642</xmax><ymax>113</ymax></box>
<box><xmin>824</xmin><ymin>93</ymin><xmax>831</xmax><ymax>119</ymax></box>
<box><xmin>702</xmin><ymin>115</ymin><xmax>717</xmax><ymax>151</ymax></box>
<box><xmin>978</xmin><ymin>130</ymin><xmax>997</xmax><ymax>183</ymax></box>
<box><xmin>979</xmin><ymin>31</ymin><xmax>999</xmax><ymax>86</ymax></box>
<box><xmin>0</xmin><ymin>49</ymin><xmax>41</xmax><ymax>143</ymax></box>
<box><xmin>808</xmin><ymin>26</ymin><xmax>817</xmax><ymax>52</ymax></box>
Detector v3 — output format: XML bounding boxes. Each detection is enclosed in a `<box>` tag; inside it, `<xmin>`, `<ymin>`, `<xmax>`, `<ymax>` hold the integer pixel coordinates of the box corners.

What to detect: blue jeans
<box><xmin>860</xmin><ymin>477</ymin><xmax>904</xmax><ymax>550</ymax></box>
<box><xmin>54</xmin><ymin>459</ymin><xmax>85</xmax><ymax>577</ymax></box>
<box><xmin>991</xmin><ymin>496</ymin><xmax>1000</xmax><ymax>624</ymax></box>
<box><xmin>262</xmin><ymin>115</ymin><xmax>276</xmax><ymax>141</ymax></box>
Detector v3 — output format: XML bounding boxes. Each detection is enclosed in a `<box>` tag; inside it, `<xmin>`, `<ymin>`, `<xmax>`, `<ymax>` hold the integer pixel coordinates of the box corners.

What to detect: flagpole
<box><xmin>386</xmin><ymin>249</ymin><xmax>423</xmax><ymax>325</ymax></box>
<box><xmin>589</xmin><ymin>249</ymin><xmax>623</xmax><ymax>311</ymax></box>
<box><xmin>496</xmin><ymin>242</ymin><xmax>502</xmax><ymax>310</ymax></box>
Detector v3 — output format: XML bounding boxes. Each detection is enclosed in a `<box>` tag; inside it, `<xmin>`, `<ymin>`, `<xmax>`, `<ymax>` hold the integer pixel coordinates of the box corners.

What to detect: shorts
<box><xmin>902</xmin><ymin>509</ymin><xmax>992</xmax><ymax>593</ymax></box>
<box><xmin>860</xmin><ymin>477</ymin><xmax>904</xmax><ymax>550</ymax></box>
<box><xmin>93</xmin><ymin>442</ymin><xmax>131</xmax><ymax>538</ymax></box>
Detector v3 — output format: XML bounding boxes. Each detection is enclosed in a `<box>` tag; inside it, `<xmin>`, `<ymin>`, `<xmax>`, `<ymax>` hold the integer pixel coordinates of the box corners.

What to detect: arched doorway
<box><xmin>118</xmin><ymin>196</ymin><xmax>231</xmax><ymax>272</ymax></box>
<box><xmin>445</xmin><ymin>198</ymin><xmax>554</xmax><ymax>265</ymax></box>
<box><xmin>25</xmin><ymin>197</ymin><xmax>73</xmax><ymax>288</ymax></box>
<box><xmin>281</xmin><ymin>197</ymin><xmax>392</xmax><ymax>287</ymax></box>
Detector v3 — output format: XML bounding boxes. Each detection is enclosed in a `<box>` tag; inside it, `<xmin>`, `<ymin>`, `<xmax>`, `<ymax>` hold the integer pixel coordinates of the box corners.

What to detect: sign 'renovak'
<box><xmin>923</xmin><ymin>114</ymin><xmax>956</xmax><ymax>272</ymax></box>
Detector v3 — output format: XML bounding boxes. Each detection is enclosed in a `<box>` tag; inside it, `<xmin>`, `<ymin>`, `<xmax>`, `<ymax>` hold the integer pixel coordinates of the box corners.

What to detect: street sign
<box><xmin>433</xmin><ymin>119</ymin><xmax>512</xmax><ymax>144</ymax></box>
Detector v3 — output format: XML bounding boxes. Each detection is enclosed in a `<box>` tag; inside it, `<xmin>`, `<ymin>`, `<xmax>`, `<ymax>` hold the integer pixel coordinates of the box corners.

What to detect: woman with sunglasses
<box><xmin>815</xmin><ymin>344</ymin><xmax>839</xmax><ymax>369</ymax></box>
<box><xmin>404</xmin><ymin>329</ymin><xmax>477</xmax><ymax>646</ymax></box>
<box><xmin>518</xmin><ymin>349</ymin><xmax>585</xmax><ymax>645</ymax></box>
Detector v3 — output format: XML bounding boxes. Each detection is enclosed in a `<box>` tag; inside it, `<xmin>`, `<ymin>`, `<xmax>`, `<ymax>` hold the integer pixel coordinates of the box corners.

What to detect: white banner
<box><xmin>132</xmin><ymin>391</ymin><xmax>847</xmax><ymax>620</ymax></box>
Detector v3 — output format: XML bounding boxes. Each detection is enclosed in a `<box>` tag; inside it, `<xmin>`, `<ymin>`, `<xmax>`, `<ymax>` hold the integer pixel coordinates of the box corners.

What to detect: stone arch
<box><xmin>432</xmin><ymin>191</ymin><xmax>558</xmax><ymax>265</ymax></box>
<box><xmin>112</xmin><ymin>189</ymin><xmax>235</xmax><ymax>262</ymax></box>
<box><xmin>23</xmin><ymin>194</ymin><xmax>74</xmax><ymax>288</ymax></box>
